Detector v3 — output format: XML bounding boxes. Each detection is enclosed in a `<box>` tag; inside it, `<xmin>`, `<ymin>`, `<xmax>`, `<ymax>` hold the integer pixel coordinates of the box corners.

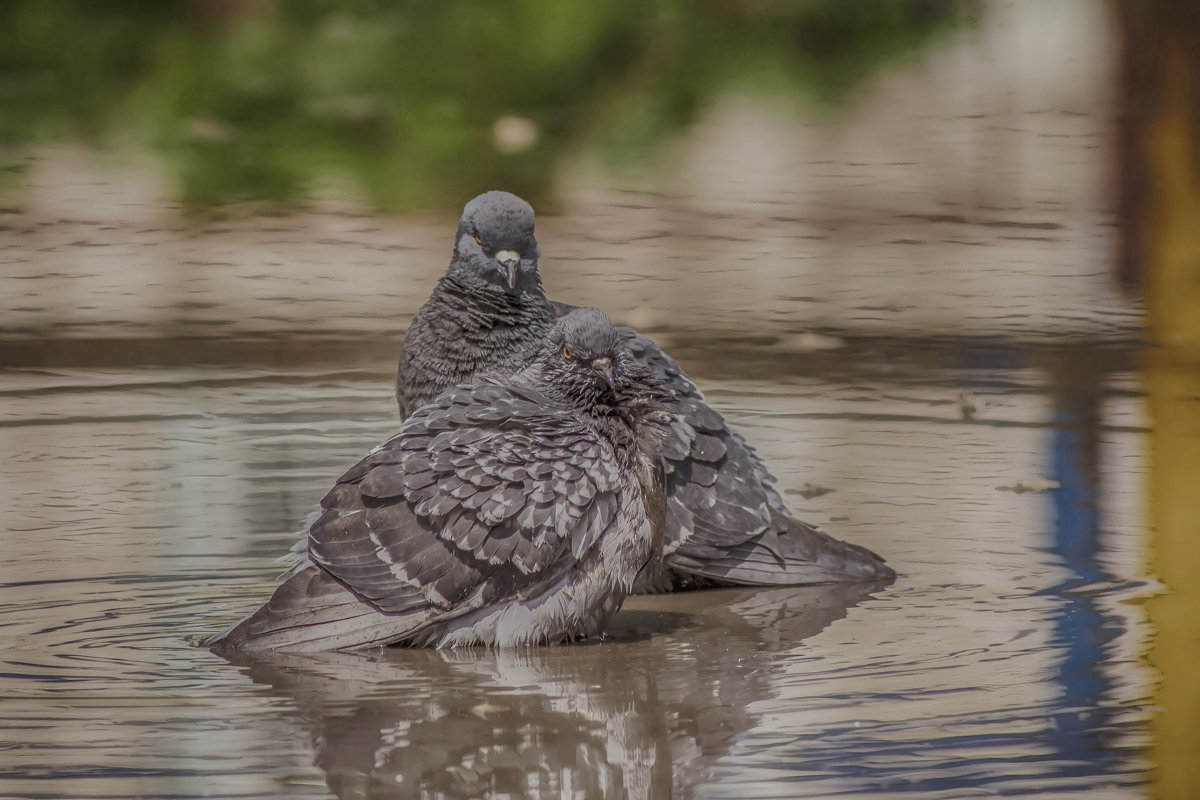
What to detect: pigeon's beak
<box><xmin>591</xmin><ymin>356</ymin><xmax>613</xmax><ymax>384</ymax></box>
<box><xmin>495</xmin><ymin>250</ymin><xmax>520</xmax><ymax>288</ymax></box>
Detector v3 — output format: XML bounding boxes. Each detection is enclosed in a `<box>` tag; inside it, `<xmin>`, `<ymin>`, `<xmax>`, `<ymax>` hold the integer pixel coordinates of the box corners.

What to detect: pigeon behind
<box><xmin>395</xmin><ymin>190</ymin><xmax>896</xmax><ymax>589</ymax></box>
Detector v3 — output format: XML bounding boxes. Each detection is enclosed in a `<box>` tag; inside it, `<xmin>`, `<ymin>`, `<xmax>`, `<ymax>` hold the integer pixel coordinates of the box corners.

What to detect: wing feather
<box><xmin>307</xmin><ymin>379</ymin><xmax>625</xmax><ymax>626</ymax></box>
<box><xmin>594</xmin><ymin>325</ymin><xmax>895</xmax><ymax>586</ymax></box>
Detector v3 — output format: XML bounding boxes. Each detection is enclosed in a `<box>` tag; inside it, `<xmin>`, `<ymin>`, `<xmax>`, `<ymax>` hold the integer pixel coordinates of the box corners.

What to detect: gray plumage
<box><xmin>208</xmin><ymin>309</ymin><xmax>668</xmax><ymax>653</ymax></box>
<box><xmin>396</xmin><ymin>191</ymin><xmax>896</xmax><ymax>589</ymax></box>
<box><xmin>396</xmin><ymin>191</ymin><xmax>551</xmax><ymax>417</ymax></box>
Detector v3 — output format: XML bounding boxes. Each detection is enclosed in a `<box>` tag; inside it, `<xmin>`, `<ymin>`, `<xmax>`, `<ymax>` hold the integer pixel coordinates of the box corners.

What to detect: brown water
<box><xmin>0</xmin><ymin>3</ymin><xmax>1177</xmax><ymax>796</ymax></box>
<box><xmin>0</xmin><ymin>329</ymin><xmax>1155</xmax><ymax>799</ymax></box>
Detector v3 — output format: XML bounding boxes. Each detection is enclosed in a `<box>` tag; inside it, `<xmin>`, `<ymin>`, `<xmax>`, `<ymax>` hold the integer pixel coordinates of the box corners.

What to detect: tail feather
<box><xmin>670</xmin><ymin>510</ymin><xmax>896</xmax><ymax>587</ymax></box>
<box><xmin>204</xmin><ymin>566</ymin><xmax>428</xmax><ymax>654</ymax></box>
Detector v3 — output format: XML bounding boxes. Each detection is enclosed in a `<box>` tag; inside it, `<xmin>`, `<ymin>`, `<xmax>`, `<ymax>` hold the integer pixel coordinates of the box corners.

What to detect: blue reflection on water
<box><xmin>1044</xmin><ymin>363</ymin><xmax>1135</xmax><ymax>779</ymax></box>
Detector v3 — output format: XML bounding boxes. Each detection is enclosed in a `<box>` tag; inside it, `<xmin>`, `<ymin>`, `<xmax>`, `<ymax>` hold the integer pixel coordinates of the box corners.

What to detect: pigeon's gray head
<box><xmin>450</xmin><ymin>191</ymin><xmax>541</xmax><ymax>296</ymax></box>
<box><xmin>542</xmin><ymin>308</ymin><xmax>659</xmax><ymax>409</ymax></box>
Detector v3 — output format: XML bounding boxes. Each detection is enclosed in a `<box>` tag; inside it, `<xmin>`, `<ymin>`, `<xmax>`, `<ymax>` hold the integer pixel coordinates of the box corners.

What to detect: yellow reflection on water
<box><xmin>1142</xmin><ymin>27</ymin><xmax>1200</xmax><ymax>800</ymax></box>
<box><xmin>1146</xmin><ymin>348</ymin><xmax>1200</xmax><ymax>800</ymax></box>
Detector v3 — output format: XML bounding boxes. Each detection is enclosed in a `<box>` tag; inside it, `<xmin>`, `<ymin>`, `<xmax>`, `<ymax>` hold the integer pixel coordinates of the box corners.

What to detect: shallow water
<box><xmin>0</xmin><ymin>334</ymin><xmax>1156</xmax><ymax>799</ymax></box>
<box><xmin>2</xmin><ymin>2</ymin><xmax>1186</xmax><ymax>795</ymax></box>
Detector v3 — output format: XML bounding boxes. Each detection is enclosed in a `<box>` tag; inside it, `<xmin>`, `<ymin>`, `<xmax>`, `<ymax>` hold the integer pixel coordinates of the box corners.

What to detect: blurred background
<box><xmin>3</xmin><ymin>1</ymin><xmax>1200</xmax><ymax>798</ymax></box>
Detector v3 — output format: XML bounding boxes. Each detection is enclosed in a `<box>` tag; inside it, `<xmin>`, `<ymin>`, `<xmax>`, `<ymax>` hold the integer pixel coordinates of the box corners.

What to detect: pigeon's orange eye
<box><xmin>562</xmin><ymin>346</ymin><xmax>572</xmax><ymax>360</ymax></box>
<box><xmin>474</xmin><ymin>232</ymin><xmax>483</xmax><ymax>245</ymax></box>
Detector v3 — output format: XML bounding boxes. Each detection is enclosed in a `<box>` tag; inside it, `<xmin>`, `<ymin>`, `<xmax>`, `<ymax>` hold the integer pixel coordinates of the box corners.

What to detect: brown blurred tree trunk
<box><xmin>1115</xmin><ymin>0</ymin><xmax>1200</xmax><ymax>338</ymax></box>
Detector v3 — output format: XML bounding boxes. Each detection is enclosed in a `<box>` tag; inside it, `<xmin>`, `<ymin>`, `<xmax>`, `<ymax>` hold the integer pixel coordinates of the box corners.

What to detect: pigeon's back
<box><xmin>209</xmin><ymin>344</ymin><xmax>664</xmax><ymax>653</ymax></box>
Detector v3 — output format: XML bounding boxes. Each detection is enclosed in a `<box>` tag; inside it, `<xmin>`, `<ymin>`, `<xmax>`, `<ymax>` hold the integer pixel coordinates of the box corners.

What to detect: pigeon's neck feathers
<box><xmin>435</xmin><ymin>271</ymin><xmax>552</xmax><ymax>325</ymax></box>
<box><xmin>519</xmin><ymin>365</ymin><xmax>663</xmax><ymax>464</ymax></box>
<box><xmin>395</xmin><ymin>271</ymin><xmax>555</xmax><ymax>417</ymax></box>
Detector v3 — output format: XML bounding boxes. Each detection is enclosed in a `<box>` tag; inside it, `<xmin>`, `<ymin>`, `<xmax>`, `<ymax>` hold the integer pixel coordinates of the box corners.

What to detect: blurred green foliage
<box><xmin>0</xmin><ymin>0</ymin><xmax>972</xmax><ymax>211</ymax></box>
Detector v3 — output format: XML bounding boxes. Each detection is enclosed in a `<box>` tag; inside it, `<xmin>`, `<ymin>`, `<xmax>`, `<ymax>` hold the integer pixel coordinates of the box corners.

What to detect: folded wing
<box><xmin>208</xmin><ymin>380</ymin><xmax>626</xmax><ymax>652</ymax></box>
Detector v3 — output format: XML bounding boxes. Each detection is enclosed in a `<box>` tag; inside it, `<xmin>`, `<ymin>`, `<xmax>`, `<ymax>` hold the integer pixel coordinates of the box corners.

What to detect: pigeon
<box><xmin>207</xmin><ymin>308</ymin><xmax>669</xmax><ymax>653</ymax></box>
<box><xmin>396</xmin><ymin>191</ymin><xmax>895</xmax><ymax>589</ymax></box>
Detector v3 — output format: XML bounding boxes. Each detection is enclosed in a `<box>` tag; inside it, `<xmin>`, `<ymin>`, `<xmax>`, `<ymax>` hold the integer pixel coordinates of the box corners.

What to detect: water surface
<box><xmin>0</xmin><ymin>4</ymin><xmax>1169</xmax><ymax>794</ymax></box>
<box><xmin>0</xmin><ymin>334</ymin><xmax>1154</xmax><ymax>798</ymax></box>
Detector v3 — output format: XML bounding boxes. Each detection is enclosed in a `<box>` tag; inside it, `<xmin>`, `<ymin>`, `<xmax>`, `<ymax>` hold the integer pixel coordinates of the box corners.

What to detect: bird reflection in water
<box><xmin>219</xmin><ymin>582</ymin><xmax>883</xmax><ymax>799</ymax></box>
